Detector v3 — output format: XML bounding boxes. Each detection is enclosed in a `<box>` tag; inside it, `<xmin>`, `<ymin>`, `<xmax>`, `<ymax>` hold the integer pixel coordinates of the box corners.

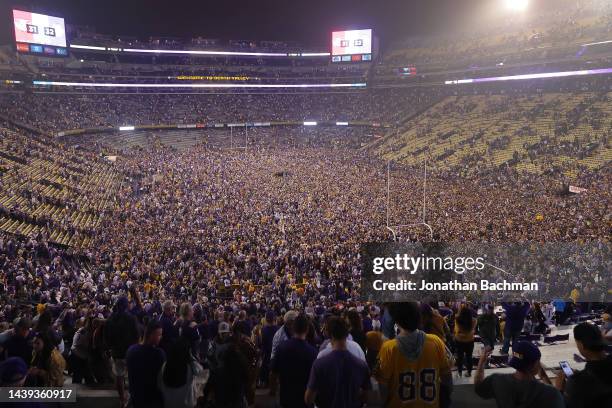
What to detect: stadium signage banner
<box><xmin>175</xmin><ymin>75</ymin><xmax>251</xmax><ymax>81</ymax></box>
<box><xmin>569</xmin><ymin>185</ymin><xmax>587</xmax><ymax>194</ymax></box>
<box><xmin>53</xmin><ymin>121</ymin><xmax>389</xmax><ymax>137</ymax></box>
<box><xmin>360</xmin><ymin>242</ymin><xmax>610</xmax><ymax>302</ymax></box>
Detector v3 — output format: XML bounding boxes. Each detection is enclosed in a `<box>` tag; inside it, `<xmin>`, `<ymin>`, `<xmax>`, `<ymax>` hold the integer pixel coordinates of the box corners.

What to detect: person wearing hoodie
<box><xmin>555</xmin><ymin>322</ymin><xmax>612</xmax><ymax>408</ymax></box>
<box><xmin>474</xmin><ymin>341</ymin><xmax>563</xmax><ymax>408</ymax></box>
<box><xmin>374</xmin><ymin>302</ymin><xmax>453</xmax><ymax>408</ymax></box>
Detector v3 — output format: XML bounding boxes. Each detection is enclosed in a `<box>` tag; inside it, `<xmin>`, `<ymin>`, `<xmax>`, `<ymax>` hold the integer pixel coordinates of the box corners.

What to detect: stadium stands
<box><xmin>0</xmin><ymin>123</ymin><xmax>119</xmax><ymax>247</ymax></box>
<box><xmin>369</xmin><ymin>92</ymin><xmax>611</xmax><ymax>177</ymax></box>
<box><xmin>0</xmin><ymin>89</ymin><xmax>435</xmax><ymax>134</ymax></box>
<box><xmin>384</xmin><ymin>0</ymin><xmax>612</xmax><ymax>69</ymax></box>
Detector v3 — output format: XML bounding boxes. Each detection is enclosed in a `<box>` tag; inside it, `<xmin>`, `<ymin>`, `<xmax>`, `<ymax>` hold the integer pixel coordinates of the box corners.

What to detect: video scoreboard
<box><xmin>397</xmin><ymin>66</ymin><xmax>418</xmax><ymax>77</ymax></box>
<box><xmin>13</xmin><ymin>9</ymin><xmax>68</xmax><ymax>56</ymax></box>
<box><xmin>331</xmin><ymin>29</ymin><xmax>372</xmax><ymax>63</ymax></box>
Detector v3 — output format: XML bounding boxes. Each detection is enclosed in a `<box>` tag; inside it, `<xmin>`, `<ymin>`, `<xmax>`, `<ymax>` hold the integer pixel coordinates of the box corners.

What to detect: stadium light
<box><xmin>444</xmin><ymin>67</ymin><xmax>612</xmax><ymax>85</ymax></box>
<box><xmin>119</xmin><ymin>126</ymin><xmax>135</xmax><ymax>131</ymax></box>
<box><xmin>336</xmin><ymin>122</ymin><xmax>349</xmax><ymax>126</ymax></box>
<box><xmin>303</xmin><ymin>121</ymin><xmax>317</xmax><ymax>126</ymax></box>
<box><xmin>70</xmin><ymin>44</ymin><xmax>106</xmax><ymax>51</ymax></box>
<box><xmin>504</xmin><ymin>0</ymin><xmax>528</xmax><ymax>11</ymax></box>
<box><xmin>582</xmin><ymin>39</ymin><xmax>612</xmax><ymax>47</ymax></box>
<box><xmin>32</xmin><ymin>81</ymin><xmax>367</xmax><ymax>89</ymax></box>
<box><xmin>300</xmin><ymin>52</ymin><xmax>331</xmax><ymax>57</ymax></box>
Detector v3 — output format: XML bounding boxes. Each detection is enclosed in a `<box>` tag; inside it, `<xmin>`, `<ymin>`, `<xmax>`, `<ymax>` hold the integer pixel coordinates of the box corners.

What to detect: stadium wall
<box><xmin>54</xmin><ymin>121</ymin><xmax>390</xmax><ymax>138</ymax></box>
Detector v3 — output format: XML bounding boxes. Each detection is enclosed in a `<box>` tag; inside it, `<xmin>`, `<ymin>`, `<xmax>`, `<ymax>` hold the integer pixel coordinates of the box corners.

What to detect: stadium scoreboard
<box><xmin>331</xmin><ymin>29</ymin><xmax>372</xmax><ymax>63</ymax></box>
<box><xmin>13</xmin><ymin>9</ymin><xmax>68</xmax><ymax>56</ymax></box>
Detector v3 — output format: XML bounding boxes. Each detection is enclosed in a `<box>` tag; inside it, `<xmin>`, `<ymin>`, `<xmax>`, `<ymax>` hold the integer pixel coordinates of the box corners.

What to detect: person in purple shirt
<box><xmin>305</xmin><ymin>316</ymin><xmax>371</xmax><ymax>408</ymax></box>
<box><xmin>157</xmin><ymin>300</ymin><xmax>178</xmax><ymax>354</ymax></box>
<box><xmin>0</xmin><ymin>357</ymin><xmax>45</xmax><ymax>408</ymax></box>
<box><xmin>361</xmin><ymin>310</ymin><xmax>373</xmax><ymax>333</ymax></box>
<box><xmin>260</xmin><ymin>311</ymin><xmax>278</xmax><ymax>386</ymax></box>
<box><xmin>126</xmin><ymin>320</ymin><xmax>166</xmax><ymax>408</ymax></box>
<box><xmin>1</xmin><ymin>318</ymin><xmax>32</xmax><ymax>367</ymax></box>
<box><xmin>270</xmin><ymin>313</ymin><xmax>317</xmax><ymax>408</ymax></box>
<box><xmin>501</xmin><ymin>301</ymin><xmax>531</xmax><ymax>354</ymax></box>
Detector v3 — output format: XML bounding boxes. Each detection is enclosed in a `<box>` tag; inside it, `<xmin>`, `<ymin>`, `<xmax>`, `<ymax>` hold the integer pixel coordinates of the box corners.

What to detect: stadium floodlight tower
<box><xmin>386</xmin><ymin>159</ymin><xmax>433</xmax><ymax>242</ymax></box>
<box><xmin>504</xmin><ymin>0</ymin><xmax>528</xmax><ymax>11</ymax></box>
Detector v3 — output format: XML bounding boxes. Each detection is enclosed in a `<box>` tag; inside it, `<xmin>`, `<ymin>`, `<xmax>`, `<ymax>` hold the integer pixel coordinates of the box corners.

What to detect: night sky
<box><xmin>1</xmin><ymin>0</ymin><xmax>557</xmax><ymax>49</ymax></box>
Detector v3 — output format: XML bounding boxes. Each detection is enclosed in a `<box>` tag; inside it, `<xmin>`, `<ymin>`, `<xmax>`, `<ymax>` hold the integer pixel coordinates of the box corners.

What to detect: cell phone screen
<box><xmin>559</xmin><ymin>361</ymin><xmax>573</xmax><ymax>377</ymax></box>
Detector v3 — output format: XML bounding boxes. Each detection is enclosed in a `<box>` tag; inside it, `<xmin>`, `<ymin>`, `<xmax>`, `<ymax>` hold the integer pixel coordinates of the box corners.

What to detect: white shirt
<box><xmin>317</xmin><ymin>339</ymin><xmax>366</xmax><ymax>362</ymax></box>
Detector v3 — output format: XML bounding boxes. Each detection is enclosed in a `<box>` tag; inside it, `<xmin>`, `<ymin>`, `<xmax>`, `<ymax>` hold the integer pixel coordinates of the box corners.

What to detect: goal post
<box><xmin>385</xmin><ymin>159</ymin><xmax>434</xmax><ymax>241</ymax></box>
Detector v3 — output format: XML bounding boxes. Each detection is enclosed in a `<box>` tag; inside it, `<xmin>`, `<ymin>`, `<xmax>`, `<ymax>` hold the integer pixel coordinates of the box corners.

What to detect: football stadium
<box><xmin>0</xmin><ymin>0</ymin><xmax>610</xmax><ymax>407</ymax></box>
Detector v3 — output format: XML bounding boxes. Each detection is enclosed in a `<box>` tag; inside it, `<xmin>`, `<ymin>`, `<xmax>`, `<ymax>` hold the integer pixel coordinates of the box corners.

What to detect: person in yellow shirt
<box><xmin>570</xmin><ymin>287</ymin><xmax>580</xmax><ymax>303</ymax></box>
<box><xmin>374</xmin><ymin>302</ymin><xmax>453</xmax><ymax>408</ymax></box>
<box><xmin>365</xmin><ymin>325</ymin><xmax>384</xmax><ymax>370</ymax></box>
<box><xmin>421</xmin><ymin>303</ymin><xmax>451</xmax><ymax>345</ymax></box>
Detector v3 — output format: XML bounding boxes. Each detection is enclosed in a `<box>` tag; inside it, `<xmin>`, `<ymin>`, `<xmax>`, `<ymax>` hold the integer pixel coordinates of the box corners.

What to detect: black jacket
<box><xmin>104</xmin><ymin>312</ymin><xmax>139</xmax><ymax>359</ymax></box>
<box><xmin>565</xmin><ymin>354</ymin><xmax>612</xmax><ymax>408</ymax></box>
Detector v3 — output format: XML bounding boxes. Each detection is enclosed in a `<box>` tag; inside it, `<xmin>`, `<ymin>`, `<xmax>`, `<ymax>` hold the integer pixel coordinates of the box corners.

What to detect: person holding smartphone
<box><xmin>555</xmin><ymin>322</ymin><xmax>612</xmax><ymax>408</ymax></box>
<box><xmin>474</xmin><ymin>341</ymin><xmax>564</xmax><ymax>408</ymax></box>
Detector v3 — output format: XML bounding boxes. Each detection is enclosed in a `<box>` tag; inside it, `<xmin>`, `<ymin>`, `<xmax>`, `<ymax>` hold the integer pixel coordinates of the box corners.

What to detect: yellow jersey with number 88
<box><xmin>374</xmin><ymin>333</ymin><xmax>451</xmax><ymax>407</ymax></box>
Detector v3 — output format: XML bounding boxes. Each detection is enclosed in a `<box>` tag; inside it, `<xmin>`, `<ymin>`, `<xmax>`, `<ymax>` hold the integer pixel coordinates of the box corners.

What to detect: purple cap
<box><xmin>0</xmin><ymin>357</ymin><xmax>28</xmax><ymax>385</ymax></box>
<box><xmin>508</xmin><ymin>341</ymin><xmax>541</xmax><ymax>371</ymax></box>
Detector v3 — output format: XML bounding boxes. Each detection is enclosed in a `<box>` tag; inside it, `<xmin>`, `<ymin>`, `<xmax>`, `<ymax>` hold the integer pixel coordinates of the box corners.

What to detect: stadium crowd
<box><xmin>0</xmin><ymin>0</ymin><xmax>611</xmax><ymax>403</ymax></box>
<box><xmin>0</xmin><ymin>88</ymin><xmax>440</xmax><ymax>134</ymax></box>
<box><xmin>0</xmin><ymin>137</ymin><xmax>610</xmax><ymax>406</ymax></box>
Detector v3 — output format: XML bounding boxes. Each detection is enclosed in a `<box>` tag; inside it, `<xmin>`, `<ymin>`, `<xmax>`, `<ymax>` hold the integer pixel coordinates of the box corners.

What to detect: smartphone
<box><xmin>559</xmin><ymin>361</ymin><xmax>573</xmax><ymax>378</ymax></box>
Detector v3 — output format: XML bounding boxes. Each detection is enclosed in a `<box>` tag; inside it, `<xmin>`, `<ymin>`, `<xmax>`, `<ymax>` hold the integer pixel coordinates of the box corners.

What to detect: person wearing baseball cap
<box><xmin>555</xmin><ymin>322</ymin><xmax>612</xmax><ymax>408</ymax></box>
<box><xmin>218</xmin><ymin>321</ymin><xmax>231</xmax><ymax>335</ymax></box>
<box><xmin>206</xmin><ymin>321</ymin><xmax>232</xmax><ymax>373</ymax></box>
<box><xmin>1</xmin><ymin>318</ymin><xmax>32</xmax><ymax>367</ymax></box>
<box><xmin>0</xmin><ymin>357</ymin><xmax>28</xmax><ymax>386</ymax></box>
<box><xmin>0</xmin><ymin>357</ymin><xmax>46</xmax><ymax>408</ymax></box>
<box><xmin>475</xmin><ymin>341</ymin><xmax>564</xmax><ymax>408</ymax></box>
